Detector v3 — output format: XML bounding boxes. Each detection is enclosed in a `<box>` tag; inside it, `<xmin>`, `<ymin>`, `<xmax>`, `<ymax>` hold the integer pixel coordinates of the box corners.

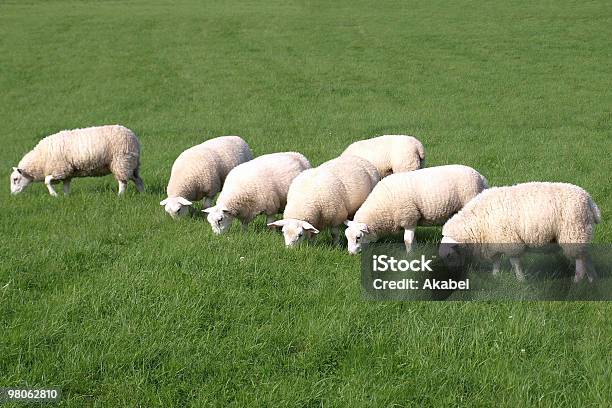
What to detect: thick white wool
<box><xmin>342</xmin><ymin>135</ymin><xmax>425</xmax><ymax>177</ymax></box>
<box><xmin>216</xmin><ymin>152</ymin><xmax>311</xmax><ymax>222</ymax></box>
<box><xmin>442</xmin><ymin>182</ymin><xmax>601</xmax><ymax>247</ymax></box>
<box><xmin>355</xmin><ymin>164</ymin><xmax>487</xmax><ymax>234</ymax></box>
<box><xmin>283</xmin><ymin>155</ymin><xmax>380</xmax><ymax>230</ymax></box>
<box><xmin>18</xmin><ymin>124</ymin><xmax>141</xmax><ymax>182</ymax></box>
<box><xmin>166</xmin><ymin>136</ymin><xmax>252</xmax><ymax>202</ymax></box>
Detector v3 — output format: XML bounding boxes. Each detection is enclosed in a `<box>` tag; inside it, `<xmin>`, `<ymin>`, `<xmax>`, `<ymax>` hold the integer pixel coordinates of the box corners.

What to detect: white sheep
<box><xmin>341</xmin><ymin>135</ymin><xmax>425</xmax><ymax>178</ymax></box>
<box><xmin>440</xmin><ymin>182</ymin><xmax>601</xmax><ymax>282</ymax></box>
<box><xmin>345</xmin><ymin>164</ymin><xmax>487</xmax><ymax>254</ymax></box>
<box><xmin>268</xmin><ymin>155</ymin><xmax>380</xmax><ymax>247</ymax></box>
<box><xmin>160</xmin><ymin>136</ymin><xmax>253</xmax><ymax>219</ymax></box>
<box><xmin>10</xmin><ymin>125</ymin><xmax>143</xmax><ymax>196</ymax></box>
<box><xmin>203</xmin><ymin>152</ymin><xmax>311</xmax><ymax>233</ymax></box>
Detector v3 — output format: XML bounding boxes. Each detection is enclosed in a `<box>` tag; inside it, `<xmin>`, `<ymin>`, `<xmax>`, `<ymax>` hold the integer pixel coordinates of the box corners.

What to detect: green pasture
<box><xmin>1</xmin><ymin>1</ymin><xmax>610</xmax><ymax>406</ymax></box>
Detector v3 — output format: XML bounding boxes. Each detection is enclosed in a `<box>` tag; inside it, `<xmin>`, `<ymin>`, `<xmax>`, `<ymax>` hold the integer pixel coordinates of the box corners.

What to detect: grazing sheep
<box><xmin>440</xmin><ymin>182</ymin><xmax>601</xmax><ymax>282</ymax></box>
<box><xmin>341</xmin><ymin>135</ymin><xmax>425</xmax><ymax>178</ymax></box>
<box><xmin>10</xmin><ymin>125</ymin><xmax>143</xmax><ymax>197</ymax></box>
<box><xmin>268</xmin><ymin>155</ymin><xmax>380</xmax><ymax>247</ymax></box>
<box><xmin>203</xmin><ymin>152</ymin><xmax>311</xmax><ymax>234</ymax></box>
<box><xmin>160</xmin><ymin>136</ymin><xmax>252</xmax><ymax>219</ymax></box>
<box><xmin>345</xmin><ymin>165</ymin><xmax>487</xmax><ymax>254</ymax></box>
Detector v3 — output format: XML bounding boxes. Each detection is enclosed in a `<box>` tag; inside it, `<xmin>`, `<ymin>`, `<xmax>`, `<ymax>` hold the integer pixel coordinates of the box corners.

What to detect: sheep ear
<box><xmin>439</xmin><ymin>236</ymin><xmax>459</xmax><ymax>259</ymax></box>
<box><xmin>202</xmin><ymin>207</ymin><xmax>214</xmax><ymax>214</ymax></box>
<box><xmin>302</xmin><ymin>221</ymin><xmax>319</xmax><ymax>234</ymax></box>
<box><xmin>177</xmin><ymin>197</ymin><xmax>192</xmax><ymax>206</ymax></box>
<box><xmin>441</xmin><ymin>236</ymin><xmax>458</xmax><ymax>245</ymax></box>
<box><xmin>267</xmin><ymin>220</ymin><xmax>286</xmax><ymax>229</ymax></box>
<box><xmin>346</xmin><ymin>220</ymin><xmax>368</xmax><ymax>233</ymax></box>
<box><xmin>159</xmin><ymin>199</ymin><xmax>168</xmax><ymax>206</ymax></box>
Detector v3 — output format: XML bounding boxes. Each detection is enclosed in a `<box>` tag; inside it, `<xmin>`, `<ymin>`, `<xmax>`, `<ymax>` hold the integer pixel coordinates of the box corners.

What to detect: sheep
<box><xmin>439</xmin><ymin>182</ymin><xmax>601</xmax><ymax>282</ymax></box>
<box><xmin>203</xmin><ymin>152</ymin><xmax>311</xmax><ymax>233</ymax></box>
<box><xmin>344</xmin><ymin>164</ymin><xmax>487</xmax><ymax>254</ymax></box>
<box><xmin>10</xmin><ymin>125</ymin><xmax>143</xmax><ymax>197</ymax></box>
<box><xmin>160</xmin><ymin>136</ymin><xmax>253</xmax><ymax>219</ymax></box>
<box><xmin>268</xmin><ymin>154</ymin><xmax>380</xmax><ymax>247</ymax></box>
<box><xmin>341</xmin><ymin>135</ymin><xmax>425</xmax><ymax>178</ymax></box>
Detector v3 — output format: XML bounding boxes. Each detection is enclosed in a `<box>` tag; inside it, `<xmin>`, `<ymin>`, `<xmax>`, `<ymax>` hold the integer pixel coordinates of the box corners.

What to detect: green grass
<box><xmin>1</xmin><ymin>0</ymin><xmax>611</xmax><ymax>406</ymax></box>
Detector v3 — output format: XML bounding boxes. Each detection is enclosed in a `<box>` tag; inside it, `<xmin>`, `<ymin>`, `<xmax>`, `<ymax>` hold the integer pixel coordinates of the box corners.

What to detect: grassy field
<box><xmin>1</xmin><ymin>0</ymin><xmax>611</xmax><ymax>406</ymax></box>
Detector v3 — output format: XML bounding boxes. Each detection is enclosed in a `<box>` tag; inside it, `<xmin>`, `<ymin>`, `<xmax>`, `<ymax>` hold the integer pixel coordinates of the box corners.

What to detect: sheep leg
<box><xmin>585</xmin><ymin>255</ymin><xmax>598</xmax><ymax>283</ymax></box>
<box><xmin>331</xmin><ymin>226</ymin><xmax>341</xmax><ymax>245</ymax></box>
<box><xmin>575</xmin><ymin>255</ymin><xmax>598</xmax><ymax>283</ymax></box>
<box><xmin>403</xmin><ymin>228</ymin><xmax>415</xmax><ymax>253</ymax></box>
<box><xmin>44</xmin><ymin>175</ymin><xmax>58</xmax><ymax>197</ymax></box>
<box><xmin>574</xmin><ymin>258</ymin><xmax>587</xmax><ymax>283</ymax></box>
<box><xmin>509</xmin><ymin>257</ymin><xmax>525</xmax><ymax>282</ymax></box>
<box><xmin>241</xmin><ymin>220</ymin><xmax>250</xmax><ymax>231</ymax></box>
<box><xmin>63</xmin><ymin>179</ymin><xmax>71</xmax><ymax>195</ymax></box>
<box><xmin>117</xmin><ymin>180</ymin><xmax>128</xmax><ymax>196</ymax></box>
<box><xmin>491</xmin><ymin>259</ymin><xmax>501</xmax><ymax>277</ymax></box>
<box><xmin>203</xmin><ymin>197</ymin><xmax>213</xmax><ymax>209</ymax></box>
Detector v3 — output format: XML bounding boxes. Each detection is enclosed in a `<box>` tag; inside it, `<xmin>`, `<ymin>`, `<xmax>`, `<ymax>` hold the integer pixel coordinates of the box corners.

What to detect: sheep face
<box><xmin>344</xmin><ymin>220</ymin><xmax>374</xmax><ymax>254</ymax></box>
<box><xmin>438</xmin><ymin>236</ymin><xmax>460</xmax><ymax>259</ymax></box>
<box><xmin>203</xmin><ymin>206</ymin><xmax>234</xmax><ymax>234</ymax></box>
<box><xmin>10</xmin><ymin>167</ymin><xmax>32</xmax><ymax>195</ymax></box>
<box><xmin>268</xmin><ymin>219</ymin><xmax>319</xmax><ymax>247</ymax></box>
<box><xmin>160</xmin><ymin>197</ymin><xmax>192</xmax><ymax>219</ymax></box>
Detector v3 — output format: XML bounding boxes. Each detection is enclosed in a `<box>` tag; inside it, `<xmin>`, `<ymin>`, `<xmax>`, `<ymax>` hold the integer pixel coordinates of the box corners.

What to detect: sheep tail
<box><xmin>415</xmin><ymin>142</ymin><xmax>426</xmax><ymax>168</ymax></box>
<box><xmin>481</xmin><ymin>175</ymin><xmax>489</xmax><ymax>189</ymax></box>
<box><xmin>589</xmin><ymin>198</ymin><xmax>601</xmax><ymax>224</ymax></box>
<box><xmin>416</xmin><ymin>142</ymin><xmax>425</xmax><ymax>160</ymax></box>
